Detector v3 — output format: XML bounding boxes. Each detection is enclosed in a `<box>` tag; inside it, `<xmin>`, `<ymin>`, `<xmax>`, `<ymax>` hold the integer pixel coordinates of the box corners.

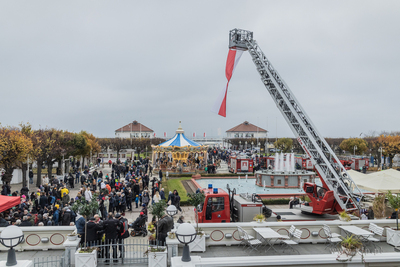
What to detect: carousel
<box><xmin>152</xmin><ymin>122</ymin><xmax>208</xmax><ymax>173</ymax></box>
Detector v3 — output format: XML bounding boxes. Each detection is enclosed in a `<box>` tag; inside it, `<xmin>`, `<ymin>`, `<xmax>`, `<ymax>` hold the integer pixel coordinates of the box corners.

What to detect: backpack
<box><xmin>50</xmin><ymin>196</ymin><xmax>56</xmax><ymax>204</ymax></box>
<box><xmin>120</xmin><ymin>218</ymin><xmax>129</xmax><ymax>239</ymax></box>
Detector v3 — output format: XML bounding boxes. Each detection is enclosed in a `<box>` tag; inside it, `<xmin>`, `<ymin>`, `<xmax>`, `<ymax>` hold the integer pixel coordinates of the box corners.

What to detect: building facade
<box><xmin>226</xmin><ymin>121</ymin><xmax>267</xmax><ymax>139</ymax></box>
<box><xmin>115</xmin><ymin>120</ymin><xmax>154</xmax><ymax>138</ymax></box>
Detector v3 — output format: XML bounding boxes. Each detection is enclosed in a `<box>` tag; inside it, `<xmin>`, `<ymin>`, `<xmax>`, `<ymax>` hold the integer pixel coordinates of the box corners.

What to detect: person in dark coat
<box><xmin>39</xmin><ymin>193</ymin><xmax>48</xmax><ymax>209</ymax></box>
<box><xmin>0</xmin><ymin>214</ymin><xmax>9</xmax><ymax>227</ymax></box>
<box><xmin>61</xmin><ymin>208</ymin><xmax>72</xmax><ymax>226</ymax></box>
<box><xmin>76</xmin><ymin>216</ymin><xmax>86</xmax><ymax>245</ymax></box>
<box><xmin>158</xmin><ymin>170</ymin><xmax>163</xmax><ymax>182</ymax></box>
<box><xmin>21</xmin><ymin>186</ymin><xmax>29</xmax><ymax>199</ymax></box>
<box><xmin>102</xmin><ymin>215</ymin><xmax>123</xmax><ymax>262</ymax></box>
<box><xmin>20</xmin><ymin>216</ymin><xmax>32</xmax><ymax>226</ymax></box>
<box><xmin>86</xmin><ymin>217</ymin><xmax>102</xmax><ymax>246</ymax></box>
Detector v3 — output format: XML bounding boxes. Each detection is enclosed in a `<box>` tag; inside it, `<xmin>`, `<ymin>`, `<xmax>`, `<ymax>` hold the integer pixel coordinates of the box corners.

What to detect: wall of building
<box><xmin>115</xmin><ymin>131</ymin><xmax>153</xmax><ymax>138</ymax></box>
<box><xmin>226</xmin><ymin>132</ymin><xmax>267</xmax><ymax>139</ymax></box>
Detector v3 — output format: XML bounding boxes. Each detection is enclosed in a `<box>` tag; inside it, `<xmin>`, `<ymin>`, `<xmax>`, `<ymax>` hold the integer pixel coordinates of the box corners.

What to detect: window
<box><xmin>277</xmin><ymin>180</ymin><xmax>282</xmax><ymax>185</ymax></box>
<box><xmin>211</xmin><ymin>197</ymin><xmax>225</xmax><ymax>213</ymax></box>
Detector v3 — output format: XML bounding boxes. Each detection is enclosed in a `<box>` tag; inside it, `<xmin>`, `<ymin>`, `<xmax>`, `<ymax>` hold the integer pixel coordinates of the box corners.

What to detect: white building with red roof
<box><xmin>226</xmin><ymin>121</ymin><xmax>267</xmax><ymax>139</ymax></box>
<box><xmin>115</xmin><ymin>120</ymin><xmax>154</xmax><ymax>138</ymax></box>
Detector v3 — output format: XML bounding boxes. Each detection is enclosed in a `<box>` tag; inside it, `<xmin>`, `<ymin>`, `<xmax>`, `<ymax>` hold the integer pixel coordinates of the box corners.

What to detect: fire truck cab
<box><xmin>196</xmin><ymin>184</ymin><xmax>267</xmax><ymax>223</ymax></box>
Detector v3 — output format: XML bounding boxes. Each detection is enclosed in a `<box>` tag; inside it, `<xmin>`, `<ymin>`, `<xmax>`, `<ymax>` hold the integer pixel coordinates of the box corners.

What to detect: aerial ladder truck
<box><xmin>228</xmin><ymin>29</ymin><xmax>364</xmax><ymax>215</ymax></box>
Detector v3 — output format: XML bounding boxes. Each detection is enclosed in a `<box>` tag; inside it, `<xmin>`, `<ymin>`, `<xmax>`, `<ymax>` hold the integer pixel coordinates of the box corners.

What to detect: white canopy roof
<box><xmin>351</xmin><ymin>169</ymin><xmax>400</xmax><ymax>193</ymax></box>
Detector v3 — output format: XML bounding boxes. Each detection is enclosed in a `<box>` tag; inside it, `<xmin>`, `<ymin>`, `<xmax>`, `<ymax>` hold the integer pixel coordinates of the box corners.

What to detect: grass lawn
<box><xmin>163</xmin><ymin>177</ymin><xmax>191</xmax><ymax>202</ymax></box>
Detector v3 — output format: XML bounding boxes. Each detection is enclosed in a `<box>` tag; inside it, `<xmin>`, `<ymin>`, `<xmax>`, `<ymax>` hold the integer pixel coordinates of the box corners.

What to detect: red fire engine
<box><xmin>229</xmin><ymin>155</ymin><xmax>253</xmax><ymax>173</ymax></box>
<box><xmin>197</xmin><ymin>184</ymin><xmax>271</xmax><ymax>223</ymax></box>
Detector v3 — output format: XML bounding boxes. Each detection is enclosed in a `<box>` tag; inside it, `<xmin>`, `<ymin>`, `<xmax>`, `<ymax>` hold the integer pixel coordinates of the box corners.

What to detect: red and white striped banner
<box><xmin>211</xmin><ymin>49</ymin><xmax>243</xmax><ymax>117</ymax></box>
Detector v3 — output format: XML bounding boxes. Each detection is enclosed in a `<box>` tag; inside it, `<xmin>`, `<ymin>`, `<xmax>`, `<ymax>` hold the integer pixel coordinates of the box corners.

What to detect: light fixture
<box><xmin>166</xmin><ymin>205</ymin><xmax>178</xmax><ymax>217</ymax></box>
<box><xmin>175</xmin><ymin>223</ymin><xmax>196</xmax><ymax>262</ymax></box>
<box><xmin>0</xmin><ymin>226</ymin><xmax>24</xmax><ymax>266</ymax></box>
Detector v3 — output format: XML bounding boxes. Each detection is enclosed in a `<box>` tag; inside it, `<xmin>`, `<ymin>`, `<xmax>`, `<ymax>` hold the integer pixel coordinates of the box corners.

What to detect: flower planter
<box><xmin>386</xmin><ymin>228</ymin><xmax>400</xmax><ymax>247</ymax></box>
<box><xmin>339</xmin><ymin>217</ymin><xmax>351</xmax><ymax>222</ymax></box>
<box><xmin>75</xmin><ymin>248</ymin><xmax>97</xmax><ymax>267</ymax></box>
<box><xmin>148</xmin><ymin>247</ymin><xmax>167</xmax><ymax>267</ymax></box>
<box><xmin>341</xmin><ymin>246</ymin><xmax>358</xmax><ymax>257</ymax></box>
<box><xmin>189</xmin><ymin>232</ymin><xmax>206</xmax><ymax>252</ymax></box>
<box><xmin>67</xmin><ymin>234</ymin><xmax>78</xmax><ymax>241</ymax></box>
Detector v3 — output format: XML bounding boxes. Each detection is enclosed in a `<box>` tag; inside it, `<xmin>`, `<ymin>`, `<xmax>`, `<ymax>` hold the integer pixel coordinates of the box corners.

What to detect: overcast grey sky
<box><xmin>1</xmin><ymin>1</ymin><xmax>399</xmax><ymax>139</ymax></box>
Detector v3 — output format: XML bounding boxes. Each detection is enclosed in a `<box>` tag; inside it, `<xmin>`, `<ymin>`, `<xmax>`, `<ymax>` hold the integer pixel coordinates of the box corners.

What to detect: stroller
<box><xmin>129</xmin><ymin>215</ymin><xmax>148</xmax><ymax>237</ymax></box>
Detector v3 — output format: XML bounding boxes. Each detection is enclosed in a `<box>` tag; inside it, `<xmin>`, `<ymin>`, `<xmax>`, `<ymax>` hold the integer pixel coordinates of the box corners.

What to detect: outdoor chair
<box><xmin>237</xmin><ymin>226</ymin><xmax>255</xmax><ymax>246</ymax></box>
<box><xmin>281</xmin><ymin>229</ymin><xmax>302</xmax><ymax>254</ymax></box>
<box><xmin>322</xmin><ymin>225</ymin><xmax>341</xmax><ymax>250</ymax></box>
<box><xmin>237</xmin><ymin>226</ymin><xmax>261</xmax><ymax>253</ymax></box>
<box><xmin>365</xmin><ymin>223</ymin><xmax>383</xmax><ymax>253</ymax></box>
<box><xmin>280</xmin><ymin>225</ymin><xmax>296</xmax><ymax>240</ymax></box>
<box><xmin>323</xmin><ymin>224</ymin><xmax>341</xmax><ymax>238</ymax></box>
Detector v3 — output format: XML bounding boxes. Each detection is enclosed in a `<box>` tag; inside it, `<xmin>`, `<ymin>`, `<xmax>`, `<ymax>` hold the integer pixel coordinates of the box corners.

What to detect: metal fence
<box><xmin>86</xmin><ymin>238</ymin><xmax>156</xmax><ymax>266</ymax></box>
<box><xmin>33</xmin><ymin>249</ymin><xmax>70</xmax><ymax>267</ymax></box>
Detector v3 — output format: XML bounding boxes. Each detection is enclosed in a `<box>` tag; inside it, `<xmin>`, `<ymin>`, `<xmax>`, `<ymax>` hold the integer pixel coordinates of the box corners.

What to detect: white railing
<box><xmin>195</xmin><ymin>219</ymin><xmax>397</xmax><ymax>246</ymax></box>
<box><xmin>0</xmin><ymin>226</ymin><xmax>75</xmax><ymax>251</ymax></box>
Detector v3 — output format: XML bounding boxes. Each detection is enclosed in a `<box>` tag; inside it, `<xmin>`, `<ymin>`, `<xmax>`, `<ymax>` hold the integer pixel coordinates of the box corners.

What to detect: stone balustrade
<box><xmin>0</xmin><ymin>226</ymin><xmax>76</xmax><ymax>251</ymax></box>
<box><xmin>194</xmin><ymin>219</ymin><xmax>397</xmax><ymax>247</ymax></box>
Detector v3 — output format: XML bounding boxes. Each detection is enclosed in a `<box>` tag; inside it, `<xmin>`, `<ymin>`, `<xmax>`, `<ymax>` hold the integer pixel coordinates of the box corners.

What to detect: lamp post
<box><xmin>0</xmin><ymin>225</ymin><xmax>24</xmax><ymax>266</ymax></box>
<box><xmin>354</xmin><ymin>145</ymin><xmax>357</xmax><ymax>156</ymax></box>
<box><xmin>166</xmin><ymin>205</ymin><xmax>178</xmax><ymax>220</ymax></box>
<box><xmin>251</xmin><ymin>141</ymin><xmax>254</xmax><ymax>150</ymax></box>
<box><xmin>176</xmin><ymin>223</ymin><xmax>197</xmax><ymax>262</ymax></box>
<box><xmin>379</xmin><ymin>147</ymin><xmax>383</xmax><ymax>170</ymax></box>
<box><xmin>245</xmin><ymin>141</ymin><xmax>247</xmax><ymax>150</ymax></box>
<box><xmin>239</xmin><ymin>141</ymin><xmax>241</xmax><ymax>151</ymax></box>
<box><xmin>264</xmin><ymin>142</ymin><xmax>267</xmax><ymax>156</ymax></box>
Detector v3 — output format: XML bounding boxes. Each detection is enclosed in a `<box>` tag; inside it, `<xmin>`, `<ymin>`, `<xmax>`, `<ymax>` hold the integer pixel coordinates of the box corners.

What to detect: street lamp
<box><xmin>245</xmin><ymin>141</ymin><xmax>247</xmax><ymax>150</ymax></box>
<box><xmin>166</xmin><ymin>205</ymin><xmax>178</xmax><ymax>219</ymax></box>
<box><xmin>0</xmin><ymin>225</ymin><xmax>24</xmax><ymax>266</ymax></box>
<box><xmin>176</xmin><ymin>223</ymin><xmax>197</xmax><ymax>262</ymax></box>
<box><xmin>251</xmin><ymin>141</ymin><xmax>254</xmax><ymax>150</ymax></box>
<box><xmin>353</xmin><ymin>145</ymin><xmax>357</xmax><ymax>156</ymax></box>
<box><xmin>379</xmin><ymin>147</ymin><xmax>383</xmax><ymax>170</ymax></box>
<box><xmin>239</xmin><ymin>141</ymin><xmax>241</xmax><ymax>151</ymax></box>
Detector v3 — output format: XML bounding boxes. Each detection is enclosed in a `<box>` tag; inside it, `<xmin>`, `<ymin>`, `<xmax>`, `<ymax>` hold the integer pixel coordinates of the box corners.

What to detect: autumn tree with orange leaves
<box><xmin>377</xmin><ymin>134</ymin><xmax>400</xmax><ymax>168</ymax></box>
<box><xmin>0</xmin><ymin>127</ymin><xmax>33</xmax><ymax>184</ymax></box>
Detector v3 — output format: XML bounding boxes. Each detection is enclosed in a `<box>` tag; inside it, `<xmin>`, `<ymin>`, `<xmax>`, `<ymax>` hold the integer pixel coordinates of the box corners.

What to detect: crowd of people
<box><xmin>0</xmin><ymin>157</ymin><xmax>185</xmax><ymax>258</ymax></box>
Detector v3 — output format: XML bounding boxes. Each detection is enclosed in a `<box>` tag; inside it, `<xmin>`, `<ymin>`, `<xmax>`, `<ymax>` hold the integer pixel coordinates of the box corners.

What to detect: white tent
<box><xmin>347</xmin><ymin>169</ymin><xmax>368</xmax><ymax>185</ymax></box>
<box><xmin>352</xmin><ymin>169</ymin><xmax>400</xmax><ymax>193</ymax></box>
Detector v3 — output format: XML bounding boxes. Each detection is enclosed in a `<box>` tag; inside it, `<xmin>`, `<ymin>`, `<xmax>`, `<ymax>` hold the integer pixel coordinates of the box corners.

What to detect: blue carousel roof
<box><xmin>157</xmin><ymin>122</ymin><xmax>201</xmax><ymax>147</ymax></box>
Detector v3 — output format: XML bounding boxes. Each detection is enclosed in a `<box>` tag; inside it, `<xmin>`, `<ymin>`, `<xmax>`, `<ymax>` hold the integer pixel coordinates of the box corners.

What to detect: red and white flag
<box><xmin>164</xmin><ymin>132</ymin><xmax>167</xmax><ymax>138</ymax></box>
<box><xmin>153</xmin><ymin>133</ymin><xmax>156</xmax><ymax>137</ymax></box>
<box><xmin>211</xmin><ymin>49</ymin><xmax>243</xmax><ymax>117</ymax></box>
<box><xmin>193</xmin><ymin>132</ymin><xmax>196</xmax><ymax>137</ymax></box>
<box><xmin>203</xmin><ymin>132</ymin><xmax>206</xmax><ymax>138</ymax></box>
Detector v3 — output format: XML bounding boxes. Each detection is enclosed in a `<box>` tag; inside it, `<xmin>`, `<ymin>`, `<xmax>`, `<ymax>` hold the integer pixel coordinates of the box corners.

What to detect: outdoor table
<box><xmin>253</xmin><ymin>227</ymin><xmax>288</xmax><ymax>253</ymax></box>
<box><xmin>338</xmin><ymin>225</ymin><xmax>373</xmax><ymax>244</ymax></box>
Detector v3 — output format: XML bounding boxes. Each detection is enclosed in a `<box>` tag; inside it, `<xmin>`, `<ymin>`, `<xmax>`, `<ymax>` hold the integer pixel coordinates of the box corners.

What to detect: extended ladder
<box><xmin>229</xmin><ymin>29</ymin><xmax>363</xmax><ymax>212</ymax></box>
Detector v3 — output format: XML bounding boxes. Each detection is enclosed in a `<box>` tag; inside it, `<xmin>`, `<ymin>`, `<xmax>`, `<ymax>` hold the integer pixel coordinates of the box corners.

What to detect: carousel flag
<box><xmin>164</xmin><ymin>132</ymin><xmax>167</xmax><ymax>138</ymax></box>
<box><xmin>193</xmin><ymin>132</ymin><xmax>196</xmax><ymax>137</ymax></box>
<box><xmin>203</xmin><ymin>132</ymin><xmax>206</xmax><ymax>138</ymax></box>
<box><xmin>211</xmin><ymin>49</ymin><xmax>243</xmax><ymax>117</ymax></box>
